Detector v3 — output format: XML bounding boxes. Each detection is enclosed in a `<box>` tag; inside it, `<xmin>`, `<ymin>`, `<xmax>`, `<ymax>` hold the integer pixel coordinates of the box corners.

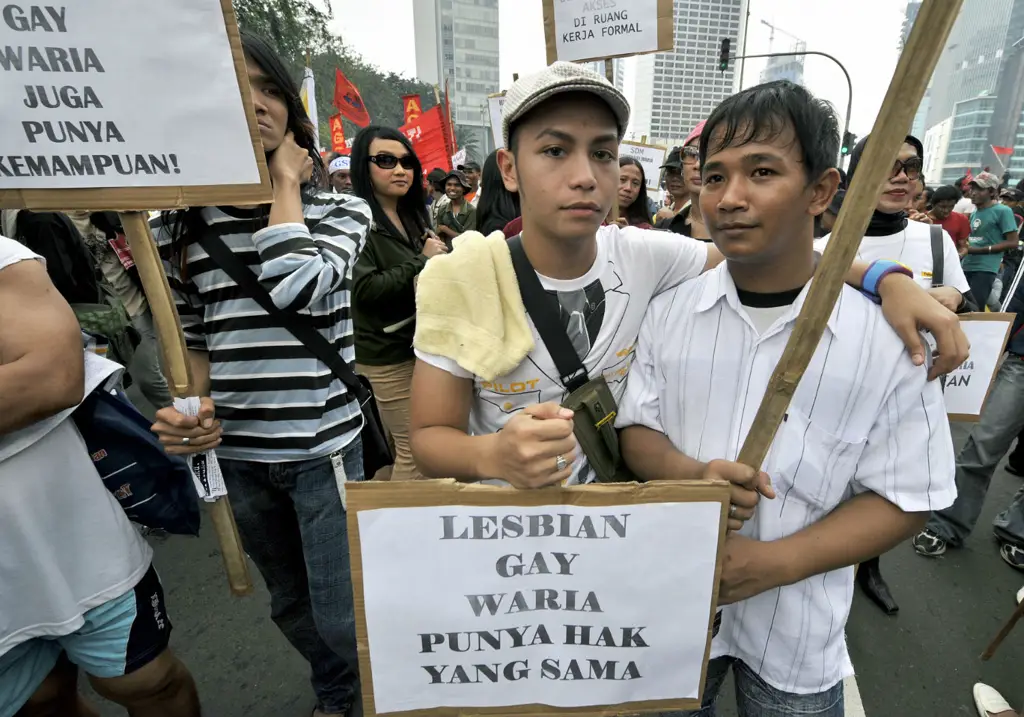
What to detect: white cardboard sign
<box><xmin>550</xmin><ymin>0</ymin><xmax>661</xmax><ymax>63</ymax></box>
<box><xmin>357</xmin><ymin>501</ymin><xmax>722</xmax><ymax>714</ymax></box>
<box><xmin>941</xmin><ymin>313</ymin><xmax>1014</xmax><ymax>420</ymax></box>
<box><xmin>620</xmin><ymin>141</ymin><xmax>668</xmax><ymax>192</ymax></box>
<box><xmin>0</xmin><ymin>0</ymin><xmax>262</xmax><ymax>190</ymax></box>
<box><xmin>488</xmin><ymin>94</ymin><xmax>506</xmax><ymax>149</ymax></box>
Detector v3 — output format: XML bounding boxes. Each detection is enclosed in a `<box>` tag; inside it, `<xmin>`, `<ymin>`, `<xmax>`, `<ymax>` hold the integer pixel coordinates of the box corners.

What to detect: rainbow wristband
<box><xmin>860</xmin><ymin>259</ymin><xmax>913</xmax><ymax>304</ymax></box>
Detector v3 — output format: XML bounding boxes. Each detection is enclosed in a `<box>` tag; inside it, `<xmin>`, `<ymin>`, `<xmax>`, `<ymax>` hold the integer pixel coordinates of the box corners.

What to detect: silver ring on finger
<box><xmin>729</xmin><ymin>504</ymin><xmax>737</xmax><ymax>517</ymax></box>
<box><xmin>181</xmin><ymin>436</ymin><xmax>191</xmax><ymax>446</ymax></box>
<box><xmin>555</xmin><ymin>454</ymin><xmax>568</xmax><ymax>472</ymax></box>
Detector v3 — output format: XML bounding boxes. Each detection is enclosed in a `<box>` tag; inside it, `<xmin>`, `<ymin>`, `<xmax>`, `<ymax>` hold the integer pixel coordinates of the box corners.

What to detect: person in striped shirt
<box><xmin>149</xmin><ymin>33</ymin><xmax>371</xmax><ymax>717</ymax></box>
<box><xmin>617</xmin><ymin>80</ymin><xmax>958</xmax><ymax>716</ymax></box>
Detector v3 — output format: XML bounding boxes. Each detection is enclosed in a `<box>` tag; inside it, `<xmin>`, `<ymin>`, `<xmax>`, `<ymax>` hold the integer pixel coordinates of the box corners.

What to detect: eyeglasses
<box><xmin>369</xmin><ymin>153</ymin><xmax>417</xmax><ymax>170</ymax></box>
<box><xmin>891</xmin><ymin>157</ymin><xmax>923</xmax><ymax>180</ymax></box>
<box><xmin>681</xmin><ymin>145</ymin><xmax>700</xmax><ymax>160</ymax></box>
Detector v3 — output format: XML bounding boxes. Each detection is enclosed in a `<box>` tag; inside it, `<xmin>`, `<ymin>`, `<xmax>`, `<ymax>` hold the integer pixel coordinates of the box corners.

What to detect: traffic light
<box><xmin>718</xmin><ymin>38</ymin><xmax>731</xmax><ymax>72</ymax></box>
<box><xmin>841</xmin><ymin>131</ymin><xmax>857</xmax><ymax>156</ymax></box>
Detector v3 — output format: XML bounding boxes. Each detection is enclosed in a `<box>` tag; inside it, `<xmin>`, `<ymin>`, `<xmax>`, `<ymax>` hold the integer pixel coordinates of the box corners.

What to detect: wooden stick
<box><xmin>120</xmin><ymin>211</ymin><xmax>254</xmax><ymax>597</ymax></box>
<box><xmin>981</xmin><ymin>597</ymin><xmax>1024</xmax><ymax>660</ymax></box>
<box><xmin>735</xmin><ymin>0</ymin><xmax>963</xmax><ymax>470</ymax></box>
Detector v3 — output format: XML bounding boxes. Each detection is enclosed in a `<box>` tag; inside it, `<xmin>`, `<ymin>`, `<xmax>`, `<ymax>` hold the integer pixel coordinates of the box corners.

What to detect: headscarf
<box><xmin>847</xmin><ymin>134</ymin><xmax>923</xmax><ymax>236</ymax></box>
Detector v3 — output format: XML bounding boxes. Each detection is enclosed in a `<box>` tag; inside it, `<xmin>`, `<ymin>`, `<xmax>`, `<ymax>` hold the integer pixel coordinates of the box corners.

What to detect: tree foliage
<box><xmin>232</xmin><ymin>0</ymin><xmax>439</xmax><ymax>146</ymax></box>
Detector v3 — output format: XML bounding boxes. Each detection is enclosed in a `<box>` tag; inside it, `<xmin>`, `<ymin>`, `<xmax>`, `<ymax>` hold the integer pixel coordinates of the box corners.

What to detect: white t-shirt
<box><xmin>416</xmin><ymin>224</ymin><xmax>710</xmax><ymax>485</ymax></box>
<box><xmin>815</xmin><ymin>219</ymin><xmax>970</xmax><ymax>293</ymax></box>
<box><xmin>0</xmin><ymin>238</ymin><xmax>152</xmax><ymax>658</ymax></box>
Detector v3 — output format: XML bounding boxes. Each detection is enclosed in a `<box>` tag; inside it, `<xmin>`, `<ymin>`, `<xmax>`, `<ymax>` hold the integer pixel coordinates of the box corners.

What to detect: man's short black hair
<box><xmin>931</xmin><ymin>185</ymin><xmax>962</xmax><ymax>204</ymax></box>
<box><xmin>698</xmin><ymin>80</ymin><xmax>839</xmax><ymax>184</ymax></box>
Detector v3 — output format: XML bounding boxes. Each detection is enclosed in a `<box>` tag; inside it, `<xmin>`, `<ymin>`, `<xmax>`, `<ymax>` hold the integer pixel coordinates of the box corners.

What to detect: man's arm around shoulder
<box><xmin>0</xmin><ymin>258</ymin><xmax>84</xmax><ymax>434</ymax></box>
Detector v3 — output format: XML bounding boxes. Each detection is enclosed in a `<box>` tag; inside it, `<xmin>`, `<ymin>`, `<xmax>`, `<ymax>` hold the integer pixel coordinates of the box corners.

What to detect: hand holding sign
<box><xmin>487</xmin><ymin>402</ymin><xmax>577</xmax><ymax>488</ymax></box>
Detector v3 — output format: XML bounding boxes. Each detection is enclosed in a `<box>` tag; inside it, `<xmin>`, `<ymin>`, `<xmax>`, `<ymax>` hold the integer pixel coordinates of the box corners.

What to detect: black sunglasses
<box><xmin>681</xmin><ymin>145</ymin><xmax>700</xmax><ymax>160</ymax></box>
<box><xmin>891</xmin><ymin>157</ymin><xmax>923</xmax><ymax>180</ymax></box>
<box><xmin>369</xmin><ymin>153</ymin><xmax>417</xmax><ymax>170</ymax></box>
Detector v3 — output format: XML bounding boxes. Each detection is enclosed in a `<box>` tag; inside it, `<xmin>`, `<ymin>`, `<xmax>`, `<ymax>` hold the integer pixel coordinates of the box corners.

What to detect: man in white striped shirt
<box><xmin>617</xmin><ymin>81</ymin><xmax>957</xmax><ymax>716</ymax></box>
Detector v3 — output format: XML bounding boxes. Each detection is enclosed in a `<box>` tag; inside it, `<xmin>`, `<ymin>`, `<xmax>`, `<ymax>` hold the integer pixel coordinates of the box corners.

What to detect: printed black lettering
<box><xmin>465</xmin><ymin>592</ymin><xmax>505</xmax><ymax>617</ymax></box>
<box><xmin>422</xmin><ymin>665</ymin><xmax>447</xmax><ymax>684</ymax></box>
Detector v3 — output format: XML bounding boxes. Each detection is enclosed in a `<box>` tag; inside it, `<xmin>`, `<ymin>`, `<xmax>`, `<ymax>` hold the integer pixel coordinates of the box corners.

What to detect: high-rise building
<box><xmin>630</xmin><ymin>0</ymin><xmax>749</xmax><ymax>148</ymax></box>
<box><xmin>900</xmin><ymin>1</ymin><xmax>922</xmax><ymax>51</ymax></box>
<box><xmin>759</xmin><ymin>41</ymin><xmax>806</xmax><ymax>86</ymax></box>
<box><xmin>918</xmin><ymin>0</ymin><xmax>1016</xmax><ymax>131</ymax></box>
<box><xmin>984</xmin><ymin>0</ymin><xmax>1024</xmax><ymax>175</ymax></box>
<box><xmin>923</xmin><ymin>116</ymin><xmax>953</xmax><ymax>183</ymax></box>
<box><xmin>940</xmin><ymin>95</ymin><xmax>997</xmax><ymax>185</ymax></box>
<box><xmin>584</xmin><ymin>59</ymin><xmax>626</xmax><ymax>93</ymax></box>
<box><xmin>413</xmin><ymin>0</ymin><xmax>500</xmax><ymax>158</ymax></box>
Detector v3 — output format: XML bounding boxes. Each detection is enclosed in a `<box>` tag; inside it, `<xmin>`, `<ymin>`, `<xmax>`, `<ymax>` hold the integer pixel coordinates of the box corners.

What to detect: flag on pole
<box><xmin>400</xmin><ymin>106</ymin><xmax>452</xmax><ymax>173</ymax></box>
<box><xmin>334</xmin><ymin>69</ymin><xmax>371</xmax><ymax>127</ymax></box>
<box><xmin>402</xmin><ymin>94</ymin><xmax>423</xmax><ymax>125</ymax></box>
<box><xmin>992</xmin><ymin>145</ymin><xmax>1014</xmax><ymax>171</ymax></box>
<box><xmin>329</xmin><ymin>114</ymin><xmax>346</xmax><ymax>153</ymax></box>
<box><xmin>299</xmin><ymin>66</ymin><xmax>320</xmax><ymax>150</ymax></box>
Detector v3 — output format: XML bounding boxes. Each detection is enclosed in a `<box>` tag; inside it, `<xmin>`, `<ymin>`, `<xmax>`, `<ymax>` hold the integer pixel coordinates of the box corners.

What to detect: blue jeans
<box><xmin>965</xmin><ymin>271</ymin><xmax>998</xmax><ymax>310</ymax></box>
<box><xmin>928</xmin><ymin>357</ymin><xmax>1024</xmax><ymax>548</ymax></box>
<box><xmin>220</xmin><ymin>438</ymin><xmax>363</xmax><ymax>714</ymax></box>
<box><xmin>656</xmin><ymin>657</ymin><xmax>844</xmax><ymax>717</ymax></box>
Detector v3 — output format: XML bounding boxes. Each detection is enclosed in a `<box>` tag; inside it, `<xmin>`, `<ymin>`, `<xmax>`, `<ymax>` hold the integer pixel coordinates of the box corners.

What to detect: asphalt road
<box><xmin>85</xmin><ymin>422</ymin><xmax>1024</xmax><ymax>717</ymax></box>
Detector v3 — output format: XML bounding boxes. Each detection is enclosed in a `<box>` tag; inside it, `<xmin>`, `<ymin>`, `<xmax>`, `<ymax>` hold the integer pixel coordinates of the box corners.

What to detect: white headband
<box><xmin>329</xmin><ymin>156</ymin><xmax>350</xmax><ymax>174</ymax></box>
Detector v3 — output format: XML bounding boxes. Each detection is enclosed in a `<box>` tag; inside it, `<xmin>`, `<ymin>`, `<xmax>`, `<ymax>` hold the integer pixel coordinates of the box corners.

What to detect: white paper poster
<box><xmin>358</xmin><ymin>502</ymin><xmax>722</xmax><ymax>714</ymax></box>
<box><xmin>620</xmin><ymin>141</ymin><xmax>668</xmax><ymax>192</ymax></box>
<box><xmin>0</xmin><ymin>0</ymin><xmax>261</xmax><ymax>189</ymax></box>
<box><xmin>552</xmin><ymin>0</ymin><xmax>660</xmax><ymax>63</ymax></box>
<box><xmin>941</xmin><ymin>314</ymin><xmax>1014</xmax><ymax>419</ymax></box>
<box><xmin>488</xmin><ymin>94</ymin><xmax>506</xmax><ymax>149</ymax></box>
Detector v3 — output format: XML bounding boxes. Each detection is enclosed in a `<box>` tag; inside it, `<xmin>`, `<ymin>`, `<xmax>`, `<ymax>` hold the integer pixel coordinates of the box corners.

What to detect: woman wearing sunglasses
<box><xmin>351</xmin><ymin>126</ymin><xmax>447</xmax><ymax>481</ymax></box>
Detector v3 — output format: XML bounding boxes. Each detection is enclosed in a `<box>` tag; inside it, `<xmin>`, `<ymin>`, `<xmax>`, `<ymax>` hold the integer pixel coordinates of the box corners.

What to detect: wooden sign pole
<box><xmin>734</xmin><ymin>0</ymin><xmax>963</xmax><ymax>471</ymax></box>
<box><xmin>120</xmin><ymin>212</ymin><xmax>254</xmax><ymax>597</ymax></box>
<box><xmin>981</xmin><ymin>597</ymin><xmax>1024</xmax><ymax>660</ymax></box>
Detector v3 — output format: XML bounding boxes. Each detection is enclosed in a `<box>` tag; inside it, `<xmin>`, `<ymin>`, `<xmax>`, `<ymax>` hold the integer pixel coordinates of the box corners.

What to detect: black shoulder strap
<box><xmin>197</xmin><ymin>233</ymin><xmax>369</xmax><ymax>403</ymax></box>
<box><xmin>507</xmin><ymin>235</ymin><xmax>589</xmax><ymax>392</ymax></box>
<box><xmin>929</xmin><ymin>223</ymin><xmax>944</xmax><ymax>287</ymax></box>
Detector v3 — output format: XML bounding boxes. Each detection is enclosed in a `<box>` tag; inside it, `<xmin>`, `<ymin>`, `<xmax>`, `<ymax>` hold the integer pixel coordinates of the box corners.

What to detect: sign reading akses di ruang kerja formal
<box><xmin>350</xmin><ymin>481</ymin><xmax>729</xmax><ymax>716</ymax></box>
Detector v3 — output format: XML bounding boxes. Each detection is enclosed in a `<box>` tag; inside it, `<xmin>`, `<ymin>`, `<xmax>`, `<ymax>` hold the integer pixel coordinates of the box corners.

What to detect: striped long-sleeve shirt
<box><xmin>154</xmin><ymin>192</ymin><xmax>372</xmax><ymax>463</ymax></box>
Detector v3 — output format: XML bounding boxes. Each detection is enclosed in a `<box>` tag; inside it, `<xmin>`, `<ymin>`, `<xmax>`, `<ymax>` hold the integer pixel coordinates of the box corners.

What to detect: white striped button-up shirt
<box><xmin>616</xmin><ymin>264</ymin><xmax>956</xmax><ymax>695</ymax></box>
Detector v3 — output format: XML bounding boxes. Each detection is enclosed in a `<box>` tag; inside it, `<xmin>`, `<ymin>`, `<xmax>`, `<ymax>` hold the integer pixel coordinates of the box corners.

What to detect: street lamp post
<box><xmin>731</xmin><ymin>50</ymin><xmax>854</xmax><ymax>165</ymax></box>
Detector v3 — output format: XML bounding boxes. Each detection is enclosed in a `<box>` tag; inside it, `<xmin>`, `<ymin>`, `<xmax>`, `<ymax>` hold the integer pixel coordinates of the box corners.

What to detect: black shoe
<box><xmin>857</xmin><ymin>557</ymin><xmax>899</xmax><ymax>614</ymax></box>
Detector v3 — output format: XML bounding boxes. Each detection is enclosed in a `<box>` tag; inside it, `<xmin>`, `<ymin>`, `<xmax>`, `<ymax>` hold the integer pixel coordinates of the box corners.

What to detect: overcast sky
<box><xmin>328</xmin><ymin>0</ymin><xmax>909</xmax><ymax>138</ymax></box>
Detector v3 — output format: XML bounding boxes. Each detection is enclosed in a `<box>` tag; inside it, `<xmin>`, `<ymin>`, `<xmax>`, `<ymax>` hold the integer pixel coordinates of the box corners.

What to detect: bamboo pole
<box><xmin>120</xmin><ymin>212</ymin><xmax>253</xmax><ymax>597</ymax></box>
<box><xmin>734</xmin><ymin>0</ymin><xmax>963</xmax><ymax>471</ymax></box>
<box><xmin>981</xmin><ymin>597</ymin><xmax>1024</xmax><ymax>660</ymax></box>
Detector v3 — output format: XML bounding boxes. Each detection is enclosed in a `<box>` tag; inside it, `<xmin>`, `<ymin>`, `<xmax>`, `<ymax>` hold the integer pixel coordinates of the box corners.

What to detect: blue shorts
<box><xmin>0</xmin><ymin>565</ymin><xmax>171</xmax><ymax>717</ymax></box>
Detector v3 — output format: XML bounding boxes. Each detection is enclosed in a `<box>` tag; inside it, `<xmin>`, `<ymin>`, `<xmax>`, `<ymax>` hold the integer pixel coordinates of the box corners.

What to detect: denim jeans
<box><xmin>654</xmin><ymin>657</ymin><xmax>844</xmax><ymax>717</ymax></box>
<box><xmin>129</xmin><ymin>310</ymin><xmax>173</xmax><ymax>409</ymax></box>
<box><xmin>927</xmin><ymin>357</ymin><xmax>1024</xmax><ymax>548</ymax></box>
<box><xmin>220</xmin><ymin>437</ymin><xmax>364</xmax><ymax>714</ymax></box>
<box><xmin>965</xmin><ymin>271</ymin><xmax>998</xmax><ymax>311</ymax></box>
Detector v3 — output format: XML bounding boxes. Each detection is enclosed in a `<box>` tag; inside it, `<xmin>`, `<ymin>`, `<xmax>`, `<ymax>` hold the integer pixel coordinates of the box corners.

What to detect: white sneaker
<box><xmin>1017</xmin><ymin>586</ymin><xmax>1024</xmax><ymax>605</ymax></box>
<box><xmin>973</xmin><ymin>683</ymin><xmax>1014</xmax><ymax>717</ymax></box>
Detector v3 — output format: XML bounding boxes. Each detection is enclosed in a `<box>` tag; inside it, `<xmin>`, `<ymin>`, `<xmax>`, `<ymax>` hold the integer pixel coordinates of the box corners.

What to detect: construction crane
<box><xmin>761</xmin><ymin>18</ymin><xmax>805</xmax><ymax>54</ymax></box>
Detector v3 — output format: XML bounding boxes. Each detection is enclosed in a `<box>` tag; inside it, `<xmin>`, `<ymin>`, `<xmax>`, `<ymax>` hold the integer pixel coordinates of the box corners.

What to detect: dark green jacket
<box><xmin>352</xmin><ymin>222</ymin><xmax>427</xmax><ymax>365</ymax></box>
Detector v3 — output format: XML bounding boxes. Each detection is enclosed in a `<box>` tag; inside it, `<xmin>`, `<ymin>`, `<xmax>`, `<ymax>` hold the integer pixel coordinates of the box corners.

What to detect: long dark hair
<box><xmin>350</xmin><ymin>125</ymin><xmax>430</xmax><ymax>241</ymax></box>
<box><xmin>476</xmin><ymin>150</ymin><xmax>520</xmax><ymax>235</ymax></box>
<box><xmin>161</xmin><ymin>31</ymin><xmax>324</xmax><ymax>273</ymax></box>
<box><xmin>618</xmin><ymin>157</ymin><xmax>651</xmax><ymax>227</ymax></box>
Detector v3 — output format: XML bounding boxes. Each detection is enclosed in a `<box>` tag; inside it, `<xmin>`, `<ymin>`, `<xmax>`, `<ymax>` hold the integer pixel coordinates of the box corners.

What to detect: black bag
<box><xmin>197</xmin><ymin>234</ymin><xmax>393</xmax><ymax>480</ymax></box>
<box><xmin>507</xmin><ymin>235</ymin><xmax>635</xmax><ymax>483</ymax></box>
<box><xmin>74</xmin><ymin>388</ymin><xmax>200</xmax><ymax>536</ymax></box>
<box><xmin>930</xmin><ymin>223</ymin><xmax>978</xmax><ymax>313</ymax></box>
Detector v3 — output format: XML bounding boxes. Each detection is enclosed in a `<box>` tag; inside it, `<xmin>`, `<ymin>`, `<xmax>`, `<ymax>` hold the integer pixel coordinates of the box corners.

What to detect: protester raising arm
<box><xmin>253</xmin><ymin>130</ymin><xmax>371</xmax><ymax>312</ymax></box>
<box><xmin>0</xmin><ymin>243</ymin><xmax>84</xmax><ymax>435</ymax></box>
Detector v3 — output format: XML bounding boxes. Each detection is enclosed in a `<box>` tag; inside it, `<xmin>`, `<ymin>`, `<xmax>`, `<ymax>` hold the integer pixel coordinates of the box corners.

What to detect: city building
<box><xmin>584</xmin><ymin>59</ymin><xmax>626</xmax><ymax>93</ymax></box>
<box><xmin>917</xmin><ymin>0</ymin><xmax>1016</xmax><ymax>131</ymax></box>
<box><xmin>923</xmin><ymin>116</ymin><xmax>953</xmax><ymax>184</ymax></box>
<box><xmin>630</xmin><ymin>0</ymin><xmax>749</xmax><ymax>148</ymax></box>
<box><xmin>900</xmin><ymin>1</ymin><xmax>921</xmax><ymax>51</ymax></box>
<box><xmin>413</xmin><ymin>0</ymin><xmax>500</xmax><ymax>158</ymax></box>
<box><xmin>911</xmin><ymin>86</ymin><xmax>931</xmax><ymax>140</ymax></box>
<box><xmin>940</xmin><ymin>95</ymin><xmax>997</xmax><ymax>185</ymax></box>
<box><xmin>984</xmin><ymin>0</ymin><xmax>1024</xmax><ymax>176</ymax></box>
<box><xmin>759</xmin><ymin>41</ymin><xmax>806</xmax><ymax>86</ymax></box>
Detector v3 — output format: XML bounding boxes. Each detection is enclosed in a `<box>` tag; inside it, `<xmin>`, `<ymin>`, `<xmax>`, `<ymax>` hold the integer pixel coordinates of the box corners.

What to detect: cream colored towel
<box><xmin>414</xmin><ymin>230</ymin><xmax>534</xmax><ymax>381</ymax></box>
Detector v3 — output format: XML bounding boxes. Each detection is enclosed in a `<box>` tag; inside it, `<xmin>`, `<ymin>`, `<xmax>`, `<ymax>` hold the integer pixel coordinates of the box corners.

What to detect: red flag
<box><xmin>400</xmin><ymin>106</ymin><xmax>451</xmax><ymax>173</ymax></box>
<box><xmin>442</xmin><ymin>79</ymin><xmax>457</xmax><ymax>158</ymax></box>
<box><xmin>992</xmin><ymin>145</ymin><xmax>1014</xmax><ymax>156</ymax></box>
<box><xmin>402</xmin><ymin>94</ymin><xmax>423</xmax><ymax>125</ymax></box>
<box><xmin>329</xmin><ymin>114</ymin><xmax>347</xmax><ymax>153</ymax></box>
<box><xmin>333</xmin><ymin>69</ymin><xmax>370</xmax><ymax>127</ymax></box>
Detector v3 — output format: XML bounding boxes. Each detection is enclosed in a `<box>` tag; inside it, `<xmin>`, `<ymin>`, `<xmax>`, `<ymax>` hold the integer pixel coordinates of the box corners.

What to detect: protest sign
<box><xmin>0</xmin><ymin>0</ymin><xmax>272</xmax><ymax>211</ymax></box>
<box><xmin>488</xmin><ymin>93</ymin><xmax>506</xmax><ymax>149</ymax></box>
<box><xmin>620</xmin><ymin>141</ymin><xmax>668</xmax><ymax>192</ymax></box>
<box><xmin>941</xmin><ymin>313</ymin><xmax>1014</xmax><ymax>421</ymax></box>
<box><xmin>348</xmin><ymin>479</ymin><xmax>729</xmax><ymax>716</ymax></box>
<box><xmin>542</xmin><ymin>0</ymin><xmax>673</xmax><ymax>64</ymax></box>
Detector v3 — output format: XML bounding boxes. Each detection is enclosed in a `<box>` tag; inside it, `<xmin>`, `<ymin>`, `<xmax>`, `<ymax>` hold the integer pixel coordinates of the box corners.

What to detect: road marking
<box><xmin>845</xmin><ymin>674</ymin><xmax>867</xmax><ymax>717</ymax></box>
